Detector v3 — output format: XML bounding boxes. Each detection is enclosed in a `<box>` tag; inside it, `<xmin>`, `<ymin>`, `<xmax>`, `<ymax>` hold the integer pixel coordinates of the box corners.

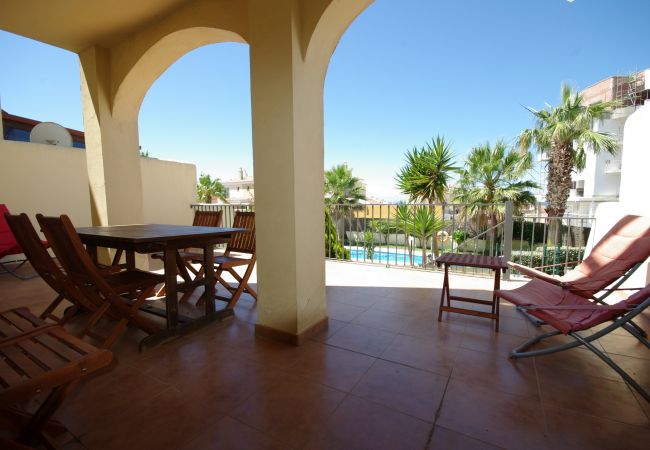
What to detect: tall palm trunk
<box><xmin>489</xmin><ymin>212</ymin><xmax>498</xmax><ymax>256</ymax></box>
<box><xmin>545</xmin><ymin>143</ymin><xmax>573</xmax><ymax>244</ymax></box>
<box><xmin>428</xmin><ymin>204</ymin><xmax>439</xmax><ymax>258</ymax></box>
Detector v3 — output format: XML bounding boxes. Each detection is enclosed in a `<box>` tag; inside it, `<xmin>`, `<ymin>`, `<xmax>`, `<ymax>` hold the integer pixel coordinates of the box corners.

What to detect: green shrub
<box><xmin>511</xmin><ymin>246</ymin><xmax>584</xmax><ymax>276</ymax></box>
<box><xmin>325</xmin><ymin>209</ymin><xmax>350</xmax><ymax>259</ymax></box>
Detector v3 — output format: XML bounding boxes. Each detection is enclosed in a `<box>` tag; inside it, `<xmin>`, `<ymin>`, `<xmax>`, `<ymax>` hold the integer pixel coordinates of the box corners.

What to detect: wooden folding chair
<box><xmin>192</xmin><ymin>211</ymin><xmax>256</xmax><ymax>308</ymax></box>
<box><xmin>0</xmin><ymin>325</ymin><xmax>113</xmax><ymax>447</ymax></box>
<box><xmin>4</xmin><ymin>213</ymin><xmax>89</xmax><ymax>326</ymax></box>
<box><xmin>0</xmin><ymin>205</ymin><xmax>48</xmax><ymax>280</ymax></box>
<box><xmin>0</xmin><ymin>307</ymin><xmax>54</xmax><ymax>342</ymax></box>
<box><xmin>151</xmin><ymin>210</ymin><xmax>223</xmax><ymax>296</ymax></box>
<box><xmin>36</xmin><ymin>214</ymin><xmax>164</xmax><ymax>348</ymax></box>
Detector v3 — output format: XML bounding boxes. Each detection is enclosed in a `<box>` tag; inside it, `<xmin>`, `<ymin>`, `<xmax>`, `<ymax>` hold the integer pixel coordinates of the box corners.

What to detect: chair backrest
<box><xmin>0</xmin><ymin>204</ymin><xmax>21</xmax><ymax>257</ymax></box>
<box><xmin>36</xmin><ymin>215</ymin><xmax>126</xmax><ymax>311</ymax></box>
<box><xmin>227</xmin><ymin>211</ymin><xmax>255</xmax><ymax>255</ymax></box>
<box><xmin>4</xmin><ymin>213</ymin><xmax>67</xmax><ymax>292</ymax></box>
<box><xmin>192</xmin><ymin>210</ymin><xmax>223</xmax><ymax>227</ymax></box>
<box><xmin>564</xmin><ymin>215</ymin><xmax>650</xmax><ymax>296</ymax></box>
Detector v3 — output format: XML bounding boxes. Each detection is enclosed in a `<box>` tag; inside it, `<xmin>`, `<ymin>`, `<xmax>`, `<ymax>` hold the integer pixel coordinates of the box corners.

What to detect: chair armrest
<box><xmin>507</xmin><ymin>261</ymin><xmax>564</xmax><ymax>286</ymax></box>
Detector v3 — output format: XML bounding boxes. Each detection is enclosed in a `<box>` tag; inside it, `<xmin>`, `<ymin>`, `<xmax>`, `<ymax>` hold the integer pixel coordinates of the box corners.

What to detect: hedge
<box><xmin>511</xmin><ymin>246</ymin><xmax>584</xmax><ymax>276</ymax></box>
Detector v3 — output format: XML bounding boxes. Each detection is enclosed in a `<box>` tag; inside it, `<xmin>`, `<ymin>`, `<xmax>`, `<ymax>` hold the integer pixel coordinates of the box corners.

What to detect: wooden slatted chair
<box><xmin>192</xmin><ymin>211</ymin><xmax>256</xmax><ymax>308</ymax></box>
<box><xmin>151</xmin><ymin>210</ymin><xmax>223</xmax><ymax>296</ymax></box>
<box><xmin>0</xmin><ymin>325</ymin><xmax>113</xmax><ymax>447</ymax></box>
<box><xmin>3</xmin><ymin>213</ymin><xmax>90</xmax><ymax>326</ymax></box>
<box><xmin>0</xmin><ymin>205</ymin><xmax>48</xmax><ymax>280</ymax></box>
<box><xmin>0</xmin><ymin>308</ymin><xmax>53</xmax><ymax>342</ymax></box>
<box><xmin>36</xmin><ymin>214</ymin><xmax>164</xmax><ymax>348</ymax></box>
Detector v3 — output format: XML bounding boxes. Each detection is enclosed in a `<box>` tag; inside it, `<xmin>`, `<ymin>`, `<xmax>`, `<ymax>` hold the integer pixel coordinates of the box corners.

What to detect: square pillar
<box><xmin>249</xmin><ymin>0</ymin><xmax>328</xmax><ymax>344</ymax></box>
<box><xmin>80</xmin><ymin>46</ymin><xmax>145</xmax><ymax>227</ymax></box>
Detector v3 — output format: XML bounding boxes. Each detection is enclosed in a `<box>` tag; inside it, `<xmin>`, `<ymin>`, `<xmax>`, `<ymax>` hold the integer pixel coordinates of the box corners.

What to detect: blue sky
<box><xmin>1</xmin><ymin>0</ymin><xmax>649</xmax><ymax>200</ymax></box>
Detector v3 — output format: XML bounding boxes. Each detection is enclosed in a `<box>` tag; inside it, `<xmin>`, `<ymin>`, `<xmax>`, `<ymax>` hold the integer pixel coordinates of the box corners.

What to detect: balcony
<box><xmin>2</xmin><ymin>260</ymin><xmax>649</xmax><ymax>449</ymax></box>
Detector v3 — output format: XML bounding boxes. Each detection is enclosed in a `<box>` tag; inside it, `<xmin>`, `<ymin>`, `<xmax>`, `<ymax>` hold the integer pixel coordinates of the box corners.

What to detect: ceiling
<box><xmin>0</xmin><ymin>0</ymin><xmax>193</xmax><ymax>52</ymax></box>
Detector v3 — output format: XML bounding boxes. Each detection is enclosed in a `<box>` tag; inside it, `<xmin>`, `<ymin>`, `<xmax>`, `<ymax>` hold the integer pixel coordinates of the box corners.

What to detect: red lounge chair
<box><xmin>509</xmin><ymin>215</ymin><xmax>650</xmax><ymax>336</ymax></box>
<box><xmin>497</xmin><ymin>278</ymin><xmax>650</xmax><ymax>402</ymax></box>
<box><xmin>0</xmin><ymin>204</ymin><xmax>48</xmax><ymax>279</ymax></box>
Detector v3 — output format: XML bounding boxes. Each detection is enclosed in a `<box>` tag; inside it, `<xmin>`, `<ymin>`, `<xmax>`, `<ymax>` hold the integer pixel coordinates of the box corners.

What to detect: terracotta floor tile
<box><xmin>460</xmin><ymin>325</ymin><xmax>532</xmax><ymax>356</ymax></box>
<box><xmin>399</xmin><ymin>312</ymin><xmax>466</xmax><ymax>339</ymax></box>
<box><xmin>179</xmin><ymin>416</ymin><xmax>286</xmax><ymax>450</ymax></box>
<box><xmin>545</xmin><ymin>405</ymin><xmax>650</xmax><ymax>450</ymax></box>
<box><xmin>326</xmin><ymin>287</ymin><xmax>379</xmax><ymax>309</ymax></box>
<box><xmin>79</xmin><ymin>386</ymin><xmax>226</xmax><ymax>450</ymax></box>
<box><xmin>537</xmin><ymin>364</ymin><xmax>648</xmax><ymax>427</ymax></box>
<box><xmin>352</xmin><ymin>359</ymin><xmax>448</xmax><ymax>422</ymax></box>
<box><xmin>371</xmin><ymin>295</ymin><xmax>435</xmax><ymax>318</ymax></box>
<box><xmin>325</xmin><ymin>323</ymin><xmax>397</xmax><ymax>357</ymax></box>
<box><xmin>599</xmin><ymin>333</ymin><xmax>650</xmax><ymax>360</ymax></box>
<box><xmin>428</xmin><ymin>426</ymin><xmax>504</xmax><ymax>450</ymax></box>
<box><xmin>287</xmin><ymin>341</ymin><xmax>375</xmax><ymax>392</ymax></box>
<box><xmin>310</xmin><ymin>318</ymin><xmax>347</xmax><ymax>342</ymax></box>
<box><xmin>303</xmin><ymin>395</ymin><xmax>431</xmax><ymax>450</ymax></box>
<box><xmin>437</xmin><ymin>379</ymin><xmax>549</xmax><ymax>450</ymax></box>
<box><xmin>352</xmin><ymin>308</ymin><xmax>410</xmax><ymax>333</ymax></box>
<box><xmin>231</xmin><ymin>376</ymin><xmax>345</xmax><ymax>448</ymax></box>
<box><xmin>326</xmin><ymin>300</ymin><xmax>367</xmax><ymax>322</ymax></box>
<box><xmin>451</xmin><ymin>347</ymin><xmax>539</xmax><ymax>399</ymax></box>
<box><xmin>609</xmin><ymin>353</ymin><xmax>650</xmax><ymax>392</ymax></box>
<box><xmin>381</xmin><ymin>333</ymin><xmax>457</xmax><ymax>376</ymax></box>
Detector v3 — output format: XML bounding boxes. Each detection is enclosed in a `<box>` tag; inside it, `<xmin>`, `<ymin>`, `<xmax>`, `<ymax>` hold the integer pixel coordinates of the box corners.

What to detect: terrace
<box><xmin>1</xmin><ymin>1</ymin><xmax>650</xmax><ymax>448</ymax></box>
<box><xmin>2</xmin><ymin>260</ymin><xmax>649</xmax><ymax>449</ymax></box>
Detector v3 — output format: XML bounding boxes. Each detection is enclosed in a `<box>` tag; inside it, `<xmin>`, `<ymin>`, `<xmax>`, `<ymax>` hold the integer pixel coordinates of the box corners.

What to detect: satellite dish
<box><xmin>29</xmin><ymin>122</ymin><xmax>73</xmax><ymax>147</ymax></box>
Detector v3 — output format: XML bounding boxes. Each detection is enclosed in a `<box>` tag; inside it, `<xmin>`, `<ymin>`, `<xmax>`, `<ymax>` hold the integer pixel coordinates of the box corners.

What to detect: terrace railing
<box><xmin>324</xmin><ymin>201</ymin><xmax>596</xmax><ymax>279</ymax></box>
<box><xmin>191</xmin><ymin>202</ymin><xmax>596</xmax><ymax>279</ymax></box>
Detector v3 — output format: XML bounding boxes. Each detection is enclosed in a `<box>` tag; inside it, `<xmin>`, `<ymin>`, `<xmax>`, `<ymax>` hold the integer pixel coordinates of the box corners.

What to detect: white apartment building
<box><xmin>222</xmin><ymin>168</ymin><xmax>255</xmax><ymax>205</ymax></box>
<box><xmin>564</xmin><ymin>69</ymin><xmax>650</xmax><ymax>216</ymax></box>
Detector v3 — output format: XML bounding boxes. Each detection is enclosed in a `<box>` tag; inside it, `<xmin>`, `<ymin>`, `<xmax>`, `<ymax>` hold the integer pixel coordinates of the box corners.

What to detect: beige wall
<box><xmin>0</xmin><ymin>140</ymin><xmax>196</xmax><ymax>229</ymax></box>
<box><xmin>140</xmin><ymin>157</ymin><xmax>196</xmax><ymax>225</ymax></box>
<box><xmin>0</xmin><ymin>140</ymin><xmax>92</xmax><ymax>227</ymax></box>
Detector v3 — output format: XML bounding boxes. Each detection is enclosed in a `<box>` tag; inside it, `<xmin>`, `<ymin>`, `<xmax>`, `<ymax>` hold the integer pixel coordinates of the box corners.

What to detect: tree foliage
<box><xmin>453</xmin><ymin>140</ymin><xmax>539</xmax><ymax>219</ymax></box>
<box><xmin>395</xmin><ymin>136</ymin><xmax>458</xmax><ymax>204</ymax></box>
<box><xmin>197</xmin><ymin>173</ymin><xmax>228</xmax><ymax>204</ymax></box>
<box><xmin>517</xmin><ymin>84</ymin><xmax>618</xmax><ymax>217</ymax></box>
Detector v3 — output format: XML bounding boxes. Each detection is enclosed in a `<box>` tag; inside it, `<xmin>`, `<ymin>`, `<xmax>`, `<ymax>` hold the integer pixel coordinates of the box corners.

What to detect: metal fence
<box><xmin>191</xmin><ymin>202</ymin><xmax>596</xmax><ymax>279</ymax></box>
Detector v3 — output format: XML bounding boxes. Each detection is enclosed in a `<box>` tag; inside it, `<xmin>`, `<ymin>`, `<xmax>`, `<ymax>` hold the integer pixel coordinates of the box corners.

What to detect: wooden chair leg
<box><xmin>17</xmin><ymin>382</ymin><xmax>75</xmax><ymax>446</ymax></box>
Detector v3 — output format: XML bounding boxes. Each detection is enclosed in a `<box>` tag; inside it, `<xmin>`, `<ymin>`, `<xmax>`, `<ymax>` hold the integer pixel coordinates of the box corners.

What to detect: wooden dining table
<box><xmin>76</xmin><ymin>224</ymin><xmax>245</xmax><ymax>349</ymax></box>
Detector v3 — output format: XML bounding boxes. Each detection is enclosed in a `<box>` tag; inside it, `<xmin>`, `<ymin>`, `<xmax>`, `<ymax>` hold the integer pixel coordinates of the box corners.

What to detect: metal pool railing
<box><xmin>191</xmin><ymin>202</ymin><xmax>596</xmax><ymax>279</ymax></box>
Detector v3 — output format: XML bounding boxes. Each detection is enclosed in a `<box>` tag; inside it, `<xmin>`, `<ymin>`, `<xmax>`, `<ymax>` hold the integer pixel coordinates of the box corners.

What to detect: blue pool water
<box><xmin>350</xmin><ymin>249</ymin><xmax>424</xmax><ymax>266</ymax></box>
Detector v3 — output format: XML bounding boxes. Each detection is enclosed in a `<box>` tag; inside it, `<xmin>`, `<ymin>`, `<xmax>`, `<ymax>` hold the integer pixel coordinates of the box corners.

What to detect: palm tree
<box><xmin>518</xmin><ymin>84</ymin><xmax>618</xmax><ymax>218</ymax></box>
<box><xmin>395</xmin><ymin>204</ymin><xmax>443</xmax><ymax>267</ymax></box>
<box><xmin>395</xmin><ymin>136</ymin><xmax>458</xmax><ymax>257</ymax></box>
<box><xmin>324</xmin><ymin>164</ymin><xmax>366</xmax><ymax>240</ymax></box>
<box><xmin>453</xmin><ymin>141</ymin><xmax>539</xmax><ymax>254</ymax></box>
<box><xmin>197</xmin><ymin>173</ymin><xmax>228</xmax><ymax>203</ymax></box>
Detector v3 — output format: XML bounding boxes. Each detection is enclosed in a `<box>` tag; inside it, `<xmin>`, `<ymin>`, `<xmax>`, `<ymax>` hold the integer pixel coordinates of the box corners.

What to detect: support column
<box><xmin>79</xmin><ymin>46</ymin><xmax>145</xmax><ymax>227</ymax></box>
<box><xmin>248</xmin><ymin>0</ymin><xmax>328</xmax><ymax>344</ymax></box>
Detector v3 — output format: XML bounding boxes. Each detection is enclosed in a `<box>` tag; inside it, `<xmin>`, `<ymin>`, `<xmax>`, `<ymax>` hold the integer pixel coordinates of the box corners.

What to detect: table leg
<box><xmin>164</xmin><ymin>247</ymin><xmax>178</xmax><ymax>328</ymax></box>
<box><xmin>126</xmin><ymin>250</ymin><xmax>136</xmax><ymax>270</ymax></box>
<box><xmin>437</xmin><ymin>264</ymin><xmax>449</xmax><ymax>322</ymax></box>
<box><xmin>86</xmin><ymin>245</ymin><xmax>98</xmax><ymax>264</ymax></box>
<box><xmin>203</xmin><ymin>243</ymin><xmax>215</xmax><ymax>316</ymax></box>
<box><xmin>493</xmin><ymin>268</ymin><xmax>501</xmax><ymax>332</ymax></box>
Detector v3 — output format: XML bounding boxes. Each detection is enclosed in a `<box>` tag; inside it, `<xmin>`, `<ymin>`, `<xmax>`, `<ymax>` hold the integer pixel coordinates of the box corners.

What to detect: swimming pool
<box><xmin>349</xmin><ymin>248</ymin><xmax>424</xmax><ymax>266</ymax></box>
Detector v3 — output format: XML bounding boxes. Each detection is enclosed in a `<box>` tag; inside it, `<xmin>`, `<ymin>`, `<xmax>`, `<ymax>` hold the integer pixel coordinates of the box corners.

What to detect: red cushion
<box><xmin>0</xmin><ymin>204</ymin><xmax>21</xmax><ymax>258</ymax></box>
<box><xmin>497</xmin><ymin>279</ymin><xmax>646</xmax><ymax>334</ymax></box>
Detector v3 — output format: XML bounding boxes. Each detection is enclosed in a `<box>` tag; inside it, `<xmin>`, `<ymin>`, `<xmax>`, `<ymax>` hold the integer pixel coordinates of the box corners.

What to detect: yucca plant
<box><xmin>395</xmin><ymin>136</ymin><xmax>458</xmax><ymax>257</ymax></box>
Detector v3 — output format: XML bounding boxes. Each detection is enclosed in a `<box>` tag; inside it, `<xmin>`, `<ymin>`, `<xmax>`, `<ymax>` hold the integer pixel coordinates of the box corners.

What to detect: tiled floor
<box><xmin>2</xmin><ymin>260</ymin><xmax>650</xmax><ymax>449</ymax></box>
